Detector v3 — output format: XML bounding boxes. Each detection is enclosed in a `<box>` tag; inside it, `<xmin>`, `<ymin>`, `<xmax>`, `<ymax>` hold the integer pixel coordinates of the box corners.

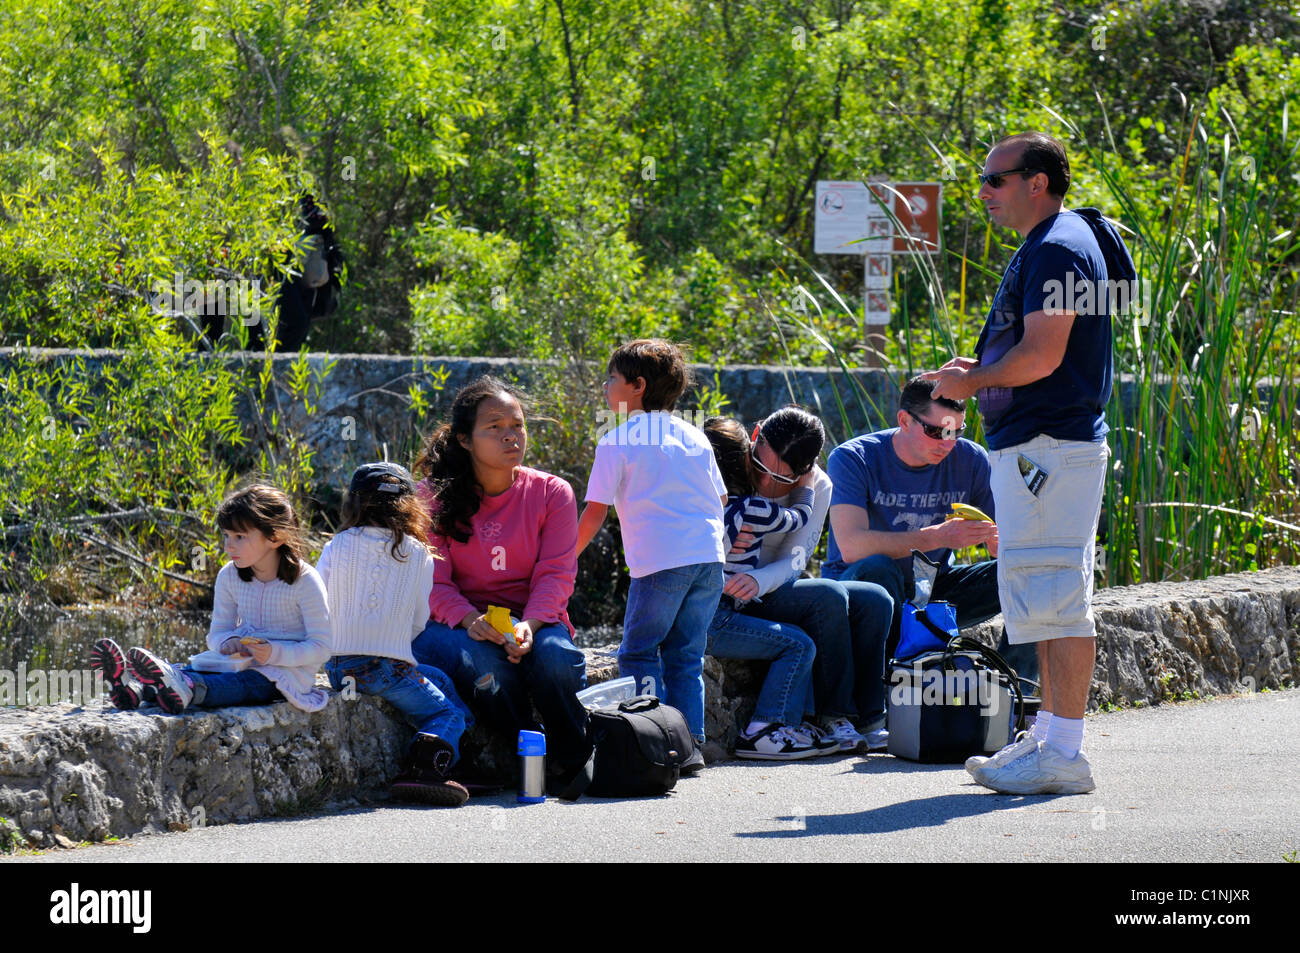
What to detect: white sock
<box><xmin>1045</xmin><ymin>716</ymin><xmax>1084</xmax><ymax>758</ymax></box>
<box><xmin>1032</xmin><ymin>710</ymin><xmax>1053</xmax><ymax>741</ymax></box>
<box><xmin>744</xmin><ymin>720</ymin><xmax>770</xmax><ymax>738</ymax></box>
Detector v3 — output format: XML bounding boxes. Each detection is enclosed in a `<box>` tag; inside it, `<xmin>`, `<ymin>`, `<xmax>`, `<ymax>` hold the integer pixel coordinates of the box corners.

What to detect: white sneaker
<box><xmin>965</xmin><ymin>730</ymin><xmax>1034</xmax><ymax>776</ymax></box>
<box><xmin>863</xmin><ymin>728</ymin><xmax>889</xmax><ymax>752</ymax></box>
<box><xmin>819</xmin><ymin>716</ymin><xmax>867</xmax><ymax>753</ymax></box>
<box><xmin>795</xmin><ymin>721</ymin><xmax>842</xmax><ymax>757</ymax></box>
<box><xmin>734</xmin><ymin>724</ymin><xmax>821</xmax><ymax>761</ymax></box>
<box><xmin>128</xmin><ymin>647</ymin><xmax>194</xmax><ymax>714</ymax></box>
<box><xmin>972</xmin><ymin>740</ymin><xmax>1096</xmax><ymax>795</ymax></box>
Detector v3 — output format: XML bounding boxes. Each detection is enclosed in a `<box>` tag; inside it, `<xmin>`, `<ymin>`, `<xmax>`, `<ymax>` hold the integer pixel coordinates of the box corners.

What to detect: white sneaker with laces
<box><xmin>795</xmin><ymin>721</ymin><xmax>842</xmax><ymax>756</ymax></box>
<box><xmin>972</xmin><ymin>740</ymin><xmax>1096</xmax><ymax>795</ymax></box>
<box><xmin>127</xmin><ymin>647</ymin><xmax>194</xmax><ymax>714</ymax></box>
<box><xmin>965</xmin><ymin>730</ymin><xmax>1034</xmax><ymax>776</ymax></box>
<box><xmin>819</xmin><ymin>716</ymin><xmax>867</xmax><ymax>753</ymax></box>
<box><xmin>734</xmin><ymin>724</ymin><xmax>821</xmax><ymax>761</ymax></box>
<box><xmin>863</xmin><ymin>728</ymin><xmax>889</xmax><ymax>752</ymax></box>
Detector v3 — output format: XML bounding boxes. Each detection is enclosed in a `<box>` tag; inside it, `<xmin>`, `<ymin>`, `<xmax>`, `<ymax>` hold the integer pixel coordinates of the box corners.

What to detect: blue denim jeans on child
<box><xmin>620</xmin><ymin>561</ymin><xmax>723</xmax><ymax>741</ymax></box>
<box><xmin>736</xmin><ymin>576</ymin><xmax>892</xmax><ymax>732</ymax></box>
<box><xmin>705</xmin><ymin>603</ymin><xmax>815</xmax><ymax>727</ymax></box>
<box><xmin>186</xmin><ymin>668</ymin><xmax>282</xmax><ymax>708</ymax></box>
<box><xmin>413</xmin><ymin>620</ymin><xmax>592</xmax><ymax>776</ymax></box>
<box><xmin>325</xmin><ymin>655</ymin><xmax>472</xmax><ymax>762</ymax></box>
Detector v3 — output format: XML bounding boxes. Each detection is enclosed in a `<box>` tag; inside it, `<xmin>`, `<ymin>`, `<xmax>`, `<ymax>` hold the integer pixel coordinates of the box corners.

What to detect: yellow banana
<box><xmin>486</xmin><ymin>605</ymin><xmax>518</xmax><ymax>643</ymax></box>
<box><xmin>947</xmin><ymin>502</ymin><xmax>994</xmax><ymax>523</ymax></box>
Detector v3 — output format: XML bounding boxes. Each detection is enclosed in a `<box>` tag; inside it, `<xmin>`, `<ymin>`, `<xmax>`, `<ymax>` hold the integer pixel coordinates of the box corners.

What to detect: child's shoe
<box><xmin>127</xmin><ymin>647</ymin><xmax>194</xmax><ymax>714</ymax></box>
<box><xmin>390</xmin><ymin>734</ymin><xmax>469</xmax><ymax>807</ymax></box>
<box><xmin>89</xmin><ymin>638</ymin><xmax>141</xmax><ymax>710</ymax></box>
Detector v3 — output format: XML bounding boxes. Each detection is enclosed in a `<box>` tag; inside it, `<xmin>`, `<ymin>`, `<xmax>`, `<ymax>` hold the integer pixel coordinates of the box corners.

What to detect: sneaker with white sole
<box><xmin>795</xmin><ymin>722</ymin><xmax>842</xmax><ymax>756</ymax></box>
<box><xmin>735</xmin><ymin>724</ymin><xmax>822</xmax><ymax>761</ymax></box>
<box><xmin>819</xmin><ymin>716</ymin><xmax>867</xmax><ymax>753</ymax></box>
<box><xmin>90</xmin><ymin>638</ymin><xmax>142</xmax><ymax>710</ymax></box>
<box><xmin>965</xmin><ymin>730</ymin><xmax>1034</xmax><ymax>776</ymax></box>
<box><xmin>863</xmin><ymin>728</ymin><xmax>889</xmax><ymax>752</ymax></box>
<box><xmin>972</xmin><ymin>740</ymin><xmax>1096</xmax><ymax>795</ymax></box>
<box><xmin>127</xmin><ymin>647</ymin><xmax>194</xmax><ymax>714</ymax></box>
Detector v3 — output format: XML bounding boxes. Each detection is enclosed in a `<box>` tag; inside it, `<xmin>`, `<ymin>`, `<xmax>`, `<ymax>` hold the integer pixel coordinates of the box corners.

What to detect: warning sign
<box><xmin>891</xmin><ymin>182</ymin><xmax>942</xmax><ymax>255</ymax></box>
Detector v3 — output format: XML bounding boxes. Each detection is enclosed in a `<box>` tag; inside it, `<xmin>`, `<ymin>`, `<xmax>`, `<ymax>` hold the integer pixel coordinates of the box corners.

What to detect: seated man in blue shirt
<box><xmin>821</xmin><ymin>377</ymin><xmax>1037</xmax><ymax>679</ymax></box>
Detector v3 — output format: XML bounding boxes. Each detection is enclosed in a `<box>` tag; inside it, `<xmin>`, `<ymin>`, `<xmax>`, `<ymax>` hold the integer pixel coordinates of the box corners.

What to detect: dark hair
<box><xmin>608</xmin><ymin>339</ymin><xmax>692</xmax><ymax>412</ymax></box>
<box><xmin>993</xmin><ymin>132</ymin><xmax>1070</xmax><ymax>198</ymax></box>
<box><xmin>900</xmin><ymin>375</ymin><xmax>964</xmax><ymax>419</ymax></box>
<box><xmin>216</xmin><ymin>484</ymin><xmax>305</xmax><ymax>584</ymax></box>
<box><xmin>703</xmin><ymin>417</ymin><xmax>754</xmax><ymax>498</ymax></box>
<box><xmin>757</xmin><ymin>406</ymin><xmax>825</xmax><ymax>476</ymax></box>
<box><xmin>338</xmin><ymin>467</ymin><xmax>432</xmax><ymax>562</ymax></box>
<box><xmin>413</xmin><ymin>376</ymin><xmax>525</xmax><ymax>544</ymax></box>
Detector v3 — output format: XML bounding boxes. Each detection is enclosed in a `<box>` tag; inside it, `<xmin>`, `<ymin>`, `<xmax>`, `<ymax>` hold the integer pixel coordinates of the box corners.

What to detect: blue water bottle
<box><xmin>517</xmin><ymin>730</ymin><xmax>547</xmax><ymax>803</ymax></box>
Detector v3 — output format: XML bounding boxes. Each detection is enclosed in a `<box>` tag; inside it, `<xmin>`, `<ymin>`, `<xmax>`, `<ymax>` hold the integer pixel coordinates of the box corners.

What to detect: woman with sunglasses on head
<box><xmin>706</xmin><ymin>407</ymin><xmax>894</xmax><ymax>755</ymax></box>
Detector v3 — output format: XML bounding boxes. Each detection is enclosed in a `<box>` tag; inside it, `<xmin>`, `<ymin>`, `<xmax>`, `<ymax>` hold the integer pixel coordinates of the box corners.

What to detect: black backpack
<box><xmin>585</xmin><ymin>696</ymin><xmax>695</xmax><ymax>797</ymax></box>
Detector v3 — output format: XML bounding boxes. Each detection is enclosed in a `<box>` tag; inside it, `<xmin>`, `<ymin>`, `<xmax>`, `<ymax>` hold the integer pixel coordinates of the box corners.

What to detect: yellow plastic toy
<box><xmin>946</xmin><ymin>502</ymin><xmax>994</xmax><ymax>523</ymax></box>
<box><xmin>486</xmin><ymin>605</ymin><xmax>518</xmax><ymax>645</ymax></box>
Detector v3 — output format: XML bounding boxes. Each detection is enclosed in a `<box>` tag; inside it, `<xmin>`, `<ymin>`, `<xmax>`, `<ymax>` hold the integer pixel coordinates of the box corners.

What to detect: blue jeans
<box><xmin>834</xmin><ymin>554</ymin><xmax>1039</xmax><ymax>684</ymax></box>
<box><xmin>325</xmin><ymin>655</ymin><xmax>472</xmax><ymax>763</ymax></box>
<box><xmin>705</xmin><ymin>602</ymin><xmax>815</xmax><ymax>727</ymax></box>
<box><xmin>620</xmin><ymin>562</ymin><xmax>724</xmax><ymax>740</ymax></box>
<box><xmin>413</xmin><ymin>620</ymin><xmax>592</xmax><ymax>775</ymax></box>
<box><xmin>186</xmin><ymin>669</ymin><xmax>282</xmax><ymax>708</ymax></box>
<box><xmin>737</xmin><ymin>577</ymin><xmax>892</xmax><ymax>732</ymax></box>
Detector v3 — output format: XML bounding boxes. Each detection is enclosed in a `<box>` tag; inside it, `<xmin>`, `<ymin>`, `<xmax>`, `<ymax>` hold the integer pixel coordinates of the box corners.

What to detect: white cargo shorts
<box><xmin>990</xmin><ymin>434</ymin><xmax>1109</xmax><ymax>644</ymax></box>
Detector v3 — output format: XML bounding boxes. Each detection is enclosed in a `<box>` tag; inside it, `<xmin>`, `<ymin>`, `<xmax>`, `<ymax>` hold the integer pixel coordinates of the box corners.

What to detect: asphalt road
<box><xmin>12</xmin><ymin>688</ymin><xmax>1299</xmax><ymax>864</ymax></box>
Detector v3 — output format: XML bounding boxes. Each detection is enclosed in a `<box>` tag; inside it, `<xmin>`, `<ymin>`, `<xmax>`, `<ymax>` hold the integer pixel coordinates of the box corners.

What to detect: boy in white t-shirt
<box><xmin>577</xmin><ymin>339</ymin><xmax>726</xmax><ymax>769</ymax></box>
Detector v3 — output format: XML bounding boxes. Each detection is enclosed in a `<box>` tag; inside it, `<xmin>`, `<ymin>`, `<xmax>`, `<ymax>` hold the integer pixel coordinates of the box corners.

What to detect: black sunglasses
<box><xmin>907</xmin><ymin>410</ymin><xmax>965</xmax><ymax>441</ymax></box>
<box><xmin>750</xmin><ymin>444</ymin><xmax>800</xmax><ymax>485</ymax></box>
<box><xmin>978</xmin><ymin>167</ymin><xmax>1041</xmax><ymax>189</ymax></box>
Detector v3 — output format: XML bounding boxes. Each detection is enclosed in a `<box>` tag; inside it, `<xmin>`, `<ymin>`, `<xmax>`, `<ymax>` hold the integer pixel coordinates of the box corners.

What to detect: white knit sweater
<box><xmin>205</xmin><ymin>561</ymin><xmax>332</xmax><ymax>711</ymax></box>
<box><xmin>316</xmin><ymin>527</ymin><xmax>436</xmax><ymax>664</ymax></box>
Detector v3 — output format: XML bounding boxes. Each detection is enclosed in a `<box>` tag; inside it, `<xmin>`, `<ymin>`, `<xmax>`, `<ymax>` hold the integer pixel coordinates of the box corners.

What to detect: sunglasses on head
<box><xmin>750</xmin><ymin>444</ymin><xmax>800</xmax><ymax>485</ymax></box>
<box><xmin>978</xmin><ymin>167</ymin><xmax>1041</xmax><ymax>189</ymax></box>
<box><xmin>907</xmin><ymin>410</ymin><xmax>965</xmax><ymax>440</ymax></box>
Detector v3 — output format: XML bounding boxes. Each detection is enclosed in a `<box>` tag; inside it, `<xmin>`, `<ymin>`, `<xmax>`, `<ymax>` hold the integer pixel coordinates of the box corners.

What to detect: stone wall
<box><xmin>2</xmin><ymin>567</ymin><xmax>1296</xmax><ymax>844</ymax></box>
<box><xmin>8</xmin><ymin>347</ymin><xmax>1264</xmax><ymax>495</ymax></box>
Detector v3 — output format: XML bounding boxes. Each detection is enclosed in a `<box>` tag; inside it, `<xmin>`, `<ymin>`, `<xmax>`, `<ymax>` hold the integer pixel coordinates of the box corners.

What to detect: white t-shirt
<box><xmin>585</xmin><ymin>411</ymin><xmax>727</xmax><ymax>578</ymax></box>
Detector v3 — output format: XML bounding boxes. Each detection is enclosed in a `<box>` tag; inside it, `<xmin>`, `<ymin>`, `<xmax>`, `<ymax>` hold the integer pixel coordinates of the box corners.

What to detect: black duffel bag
<box><xmin>585</xmin><ymin>695</ymin><xmax>695</xmax><ymax>797</ymax></box>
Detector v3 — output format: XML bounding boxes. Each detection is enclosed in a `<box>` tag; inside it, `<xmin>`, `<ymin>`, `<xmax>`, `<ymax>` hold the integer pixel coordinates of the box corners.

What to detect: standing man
<box><xmin>925</xmin><ymin>132</ymin><xmax>1134</xmax><ymax>794</ymax></box>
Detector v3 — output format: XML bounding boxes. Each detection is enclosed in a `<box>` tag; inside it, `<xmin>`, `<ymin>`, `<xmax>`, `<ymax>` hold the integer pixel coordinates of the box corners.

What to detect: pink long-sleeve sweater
<box><xmin>418</xmin><ymin>466</ymin><xmax>578</xmax><ymax>637</ymax></box>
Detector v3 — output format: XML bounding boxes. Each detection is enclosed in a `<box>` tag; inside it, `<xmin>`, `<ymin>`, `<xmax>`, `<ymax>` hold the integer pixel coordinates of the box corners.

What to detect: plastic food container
<box><xmin>188</xmin><ymin>650</ymin><xmax>255</xmax><ymax>673</ymax></box>
<box><xmin>575</xmin><ymin>676</ymin><xmax>637</xmax><ymax>710</ymax></box>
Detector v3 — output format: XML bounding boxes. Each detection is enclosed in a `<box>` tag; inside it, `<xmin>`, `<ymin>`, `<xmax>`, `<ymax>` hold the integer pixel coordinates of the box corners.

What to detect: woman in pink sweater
<box><xmin>412</xmin><ymin>376</ymin><xmax>592</xmax><ymax>793</ymax></box>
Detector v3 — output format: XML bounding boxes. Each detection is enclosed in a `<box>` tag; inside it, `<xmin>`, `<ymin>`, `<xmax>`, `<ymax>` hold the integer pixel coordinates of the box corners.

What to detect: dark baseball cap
<box><xmin>348</xmin><ymin>462</ymin><xmax>415</xmax><ymax>496</ymax></box>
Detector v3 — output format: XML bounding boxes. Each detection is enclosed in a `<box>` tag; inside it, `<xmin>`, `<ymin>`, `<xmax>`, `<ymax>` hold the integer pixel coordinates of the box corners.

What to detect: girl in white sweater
<box><xmin>318</xmin><ymin>462</ymin><xmax>473</xmax><ymax>807</ymax></box>
<box><xmin>91</xmin><ymin>484</ymin><xmax>331</xmax><ymax>714</ymax></box>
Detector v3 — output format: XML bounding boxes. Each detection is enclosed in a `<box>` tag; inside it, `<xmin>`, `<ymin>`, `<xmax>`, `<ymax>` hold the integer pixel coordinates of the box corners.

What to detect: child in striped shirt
<box><xmin>704</xmin><ymin>417</ymin><xmax>815</xmax><ymax>605</ymax></box>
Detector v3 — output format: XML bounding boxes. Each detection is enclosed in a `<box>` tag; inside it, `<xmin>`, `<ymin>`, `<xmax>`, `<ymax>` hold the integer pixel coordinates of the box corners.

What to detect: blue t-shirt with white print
<box><xmin>974</xmin><ymin>208</ymin><xmax>1114</xmax><ymax>450</ymax></box>
<box><xmin>822</xmin><ymin>429</ymin><xmax>995</xmax><ymax>580</ymax></box>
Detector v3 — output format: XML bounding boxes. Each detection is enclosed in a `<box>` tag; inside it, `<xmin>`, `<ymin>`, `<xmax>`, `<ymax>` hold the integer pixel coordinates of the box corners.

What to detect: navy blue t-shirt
<box><xmin>822</xmin><ymin>429</ymin><xmax>995</xmax><ymax>579</ymax></box>
<box><xmin>975</xmin><ymin>209</ymin><xmax>1114</xmax><ymax>450</ymax></box>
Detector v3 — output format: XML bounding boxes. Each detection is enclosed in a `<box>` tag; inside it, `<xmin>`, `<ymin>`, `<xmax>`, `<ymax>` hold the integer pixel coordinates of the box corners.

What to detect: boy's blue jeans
<box><xmin>325</xmin><ymin>655</ymin><xmax>472</xmax><ymax>763</ymax></box>
<box><xmin>186</xmin><ymin>669</ymin><xmax>282</xmax><ymax>708</ymax></box>
<box><xmin>620</xmin><ymin>561</ymin><xmax>723</xmax><ymax>741</ymax></box>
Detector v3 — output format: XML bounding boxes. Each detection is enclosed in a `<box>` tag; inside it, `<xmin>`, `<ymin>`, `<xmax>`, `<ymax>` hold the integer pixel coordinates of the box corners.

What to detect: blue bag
<box><xmin>895</xmin><ymin>601</ymin><xmax>959</xmax><ymax>661</ymax></box>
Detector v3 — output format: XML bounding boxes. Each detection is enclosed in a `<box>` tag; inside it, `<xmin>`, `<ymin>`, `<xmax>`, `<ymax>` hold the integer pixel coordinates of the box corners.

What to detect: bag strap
<box><xmin>911</xmin><ymin>603</ymin><xmax>957</xmax><ymax>642</ymax></box>
<box><xmin>942</xmin><ymin>636</ymin><xmax>1025</xmax><ymax>727</ymax></box>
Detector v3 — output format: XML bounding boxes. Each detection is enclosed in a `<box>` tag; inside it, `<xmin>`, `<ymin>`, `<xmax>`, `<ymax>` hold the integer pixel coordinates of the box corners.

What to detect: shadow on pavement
<box><xmin>734</xmin><ymin>787</ymin><xmax>1072</xmax><ymax>838</ymax></box>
